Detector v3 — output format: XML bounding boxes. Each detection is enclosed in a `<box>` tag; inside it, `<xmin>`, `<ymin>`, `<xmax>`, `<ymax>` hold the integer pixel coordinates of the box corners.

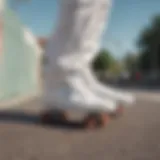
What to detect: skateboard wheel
<box><xmin>52</xmin><ymin>110</ymin><xmax>68</xmax><ymax>121</ymax></box>
<box><xmin>84</xmin><ymin>115</ymin><xmax>98</xmax><ymax>129</ymax></box>
<box><xmin>40</xmin><ymin>111</ymin><xmax>52</xmax><ymax>124</ymax></box>
<box><xmin>110</xmin><ymin>105</ymin><xmax>124</xmax><ymax>118</ymax></box>
<box><xmin>84</xmin><ymin>113</ymin><xmax>110</xmax><ymax>129</ymax></box>
<box><xmin>99</xmin><ymin>113</ymin><xmax>110</xmax><ymax>127</ymax></box>
<box><xmin>96</xmin><ymin>113</ymin><xmax>110</xmax><ymax>127</ymax></box>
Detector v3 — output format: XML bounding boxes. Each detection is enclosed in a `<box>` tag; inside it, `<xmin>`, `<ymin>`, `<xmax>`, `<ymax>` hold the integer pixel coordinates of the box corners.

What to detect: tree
<box><xmin>109</xmin><ymin>60</ymin><xmax>123</xmax><ymax>75</ymax></box>
<box><xmin>137</xmin><ymin>15</ymin><xmax>160</xmax><ymax>71</ymax></box>
<box><xmin>92</xmin><ymin>49</ymin><xmax>115</xmax><ymax>72</ymax></box>
<box><xmin>123</xmin><ymin>53</ymin><xmax>138</xmax><ymax>73</ymax></box>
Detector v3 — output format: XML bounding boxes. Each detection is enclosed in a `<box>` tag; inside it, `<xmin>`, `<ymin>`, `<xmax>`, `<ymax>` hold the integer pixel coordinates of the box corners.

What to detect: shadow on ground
<box><xmin>0</xmin><ymin>110</ymin><xmax>84</xmax><ymax>130</ymax></box>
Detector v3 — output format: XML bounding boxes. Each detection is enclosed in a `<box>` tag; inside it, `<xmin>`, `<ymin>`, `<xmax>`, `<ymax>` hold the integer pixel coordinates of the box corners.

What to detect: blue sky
<box><xmin>9</xmin><ymin>0</ymin><xmax>160</xmax><ymax>59</ymax></box>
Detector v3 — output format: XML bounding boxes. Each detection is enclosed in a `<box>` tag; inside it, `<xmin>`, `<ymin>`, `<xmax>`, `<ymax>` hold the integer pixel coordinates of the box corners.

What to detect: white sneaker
<box><xmin>43</xmin><ymin>66</ymin><xmax>117</xmax><ymax>112</ymax></box>
<box><xmin>43</xmin><ymin>0</ymin><xmax>134</xmax><ymax>114</ymax></box>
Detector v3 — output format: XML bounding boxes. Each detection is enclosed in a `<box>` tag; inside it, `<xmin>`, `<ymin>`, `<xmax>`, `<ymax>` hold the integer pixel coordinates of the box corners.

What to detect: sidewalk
<box><xmin>131</xmin><ymin>90</ymin><xmax>160</xmax><ymax>103</ymax></box>
<box><xmin>106</xmin><ymin>82</ymin><xmax>160</xmax><ymax>103</ymax></box>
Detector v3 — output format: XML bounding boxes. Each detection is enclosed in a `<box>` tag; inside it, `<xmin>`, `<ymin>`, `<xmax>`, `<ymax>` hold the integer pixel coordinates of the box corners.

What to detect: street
<box><xmin>0</xmin><ymin>92</ymin><xmax>159</xmax><ymax>160</ymax></box>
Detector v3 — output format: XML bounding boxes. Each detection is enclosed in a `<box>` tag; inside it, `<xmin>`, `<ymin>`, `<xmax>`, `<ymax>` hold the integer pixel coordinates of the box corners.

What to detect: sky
<box><xmin>9</xmin><ymin>0</ymin><xmax>160</xmax><ymax>59</ymax></box>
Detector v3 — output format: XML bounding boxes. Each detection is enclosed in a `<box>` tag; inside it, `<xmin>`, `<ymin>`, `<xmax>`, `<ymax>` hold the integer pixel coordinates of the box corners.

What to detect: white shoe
<box><xmin>82</xmin><ymin>67</ymin><xmax>135</xmax><ymax>105</ymax></box>
<box><xmin>43</xmin><ymin>67</ymin><xmax>117</xmax><ymax>112</ymax></box>
<box><xmin>59</xmin><ymin>54</ymin><xmax>135</xmax><ymax>105</ymax></box>
<box><xmin>43</xmin><ymin>0</ymin><xmax>134</xmax><ymax>113</ymax></box>
<box><xmin>52</xmin><ymin>0</ymin><xmax>135</xmax><ymax>105</ymax></box>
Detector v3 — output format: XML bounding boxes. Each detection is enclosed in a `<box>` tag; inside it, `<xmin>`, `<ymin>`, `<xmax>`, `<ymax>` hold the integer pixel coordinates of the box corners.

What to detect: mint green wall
<box><xmin>0</xmin><ymin>7</ymin><xmax>39</xmax><ymax>103</ymax></box>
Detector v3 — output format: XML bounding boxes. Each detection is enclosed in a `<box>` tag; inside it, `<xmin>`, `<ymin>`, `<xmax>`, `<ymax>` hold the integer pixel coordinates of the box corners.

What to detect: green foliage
<box><xmin>137</xmin><ymin>15</ymin><xmax>160</xmax><ymax>71</ymax></box>
<box><xmin>92</xmin><ymin>49</ymin><xmax>114</xmax><ymax>72</ymax></box>
<box><xmin>123</xmin><ymin>53</ymin><xmax>138</xmax><ymax>72</ymax></box>
<box><xmin>137</xmin><ymin>51</ymin><xmax>151</xmax><ymax>71</ymax></box>
<box><xmin>109</xmin><ymin>60</ymin><xmax>123</xmax><ymax>75</ymax></box>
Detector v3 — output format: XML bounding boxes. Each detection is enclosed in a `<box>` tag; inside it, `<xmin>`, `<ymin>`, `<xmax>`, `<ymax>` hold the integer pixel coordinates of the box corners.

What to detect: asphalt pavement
<box><xmin>0</xmin><ymin>95</ymin><xmax>159</xmax><ymax>160</ymax></box>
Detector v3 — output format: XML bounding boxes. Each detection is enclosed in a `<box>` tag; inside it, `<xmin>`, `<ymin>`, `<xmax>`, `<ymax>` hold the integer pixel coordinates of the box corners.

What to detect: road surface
<box><xmin>0</xmin><ymin>96</ymin><xmax>159</xmax><ymax>160</ymax></box>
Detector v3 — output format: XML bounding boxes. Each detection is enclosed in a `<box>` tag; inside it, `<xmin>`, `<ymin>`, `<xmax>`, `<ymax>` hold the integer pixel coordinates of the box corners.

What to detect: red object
<box><xmin>135</xmin><ymin>72</ymin><xmax>141</xmax><ymax>81</ymax></box>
